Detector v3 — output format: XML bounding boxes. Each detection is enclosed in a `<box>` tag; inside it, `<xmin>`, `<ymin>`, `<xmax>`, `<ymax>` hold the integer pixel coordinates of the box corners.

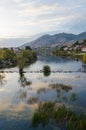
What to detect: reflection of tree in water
<box><xmin>18</xmin><ymin>73</ymin><xmax>32</xmax><ymax>88</ymax></box>
<box><xmin>43</xmin><ymin>71</ymin><xmax>51</xmax><ymax>77</ymax></box>
<box><xmin>82</xmin><ymin>64</ymin><xmax>86</xmax><ymax>72</ymax></box>
<box><xmin>17</xmin><ymin>72</ymin><xmax>77</xmax><ymax>106</ymax></box>
<box><xmin>0</xmin><ymin>73</ymin><xmax>6</xmax><ymax>86</ymax></box>
<box><xmin>18</xmin><ymin>73</ymin><xmax>39</xmax><ymax>104</ymax></box>
<box><xmin>17</xmin><ymin>73</ymin><xmax>32</xmax><ymax>102</ymax></box>
<box><xmin>17</xmin><ymin>89</ymin><xmax>27</xmax><ymax>100</ymax></box>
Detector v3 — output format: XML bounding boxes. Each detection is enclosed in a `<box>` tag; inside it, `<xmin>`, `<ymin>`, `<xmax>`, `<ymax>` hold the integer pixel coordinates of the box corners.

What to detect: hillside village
<box><xmin>57</xmin><ymin>40</ymin><xmax>86</xmax><ymax>52</ymax></box>
<box><xmin>33</xmin><ymin>39</ymin><xmax>86</xmax><ymax>56</ymax></box>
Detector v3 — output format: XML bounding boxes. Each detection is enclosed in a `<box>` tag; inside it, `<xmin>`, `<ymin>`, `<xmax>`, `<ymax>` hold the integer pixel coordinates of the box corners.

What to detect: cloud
<box><xmin>0</xmin><ymin>0</ymin><xmax>86</xmax><ymax>38</ymax></box>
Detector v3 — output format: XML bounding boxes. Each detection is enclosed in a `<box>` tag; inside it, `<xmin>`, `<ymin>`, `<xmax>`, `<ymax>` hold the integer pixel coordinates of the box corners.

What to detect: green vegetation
<box><xmin>31</xmin><ymin>102</ymin><xmax>86</xmax><ymax>130</ymax></box>
<box><xmin>70</xmin><ymin>92</ymin><xmax>77</xmax><ymax>102</ymax></box>
<box><xmin>49</xmin><ymin>83</ymin><xmax>72</xmax><ymax>92</ymax></box>
<box><xmin>0</xmin><ymin>73</ymin><xmax>6</xmax><ymax>86</ymax></box>
<box><xmin>43</xmin><ymin>65</ymin><xmax>51</xmax><ymax>76</ymax></box>
<box><xmin>49</xmin><ymin>83</ymin><xmax>77</xmax><ymax>104</ymax></box>
<box><xmin>19</xmin><ymin>73</ymin><xmax>32</xmax><ymax>87</ymax></box>
<box><xmin>32</xmin><ymin>102</ymin><xmax>55</xmax><ymax>127</ymax></box>
<box><xmin>0</xmin><ymin>48</ymin><xmax>37</xmax><ymax>75</ymax></box>
<box><xmin>53</xmin><ymin>49</ymin><xmax>82</xmax><ymax>60</ymax></box>
<box><xmin>0</xmin><ymin>48</ymin><xmax>16</xmax><ymax>68</ymax></box>
<box><xmin>17</xmin><ymin>49</ymin><xmax>37</xmax><ymax>75</ymax></box>
<box><xmin>82</xmin><ymin>53</ymin><xmax>86</xmax><ymax>64</ymax></box>
<box><xmin>52</xmin><ymin>39</ymin><xmax>86</xmax><ymax>61</ymax></box>
<box><xmin>31</xmin><ymin>83</ymin><xmax>81</xmax><ymax>129</ymax></box>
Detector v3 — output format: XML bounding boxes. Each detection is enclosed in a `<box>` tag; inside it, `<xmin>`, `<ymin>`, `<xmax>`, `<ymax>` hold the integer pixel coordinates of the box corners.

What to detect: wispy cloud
<box><xmin>0</xmin><ymin>0</ymin><xmax>86</xmax><ymax>38</ymax></box>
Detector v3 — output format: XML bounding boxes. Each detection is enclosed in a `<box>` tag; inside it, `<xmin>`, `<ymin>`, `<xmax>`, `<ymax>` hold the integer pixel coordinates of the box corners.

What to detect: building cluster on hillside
<box><xmin>54</xmin><ymin>40</ymin><xmax>86</xmax><ymax>52</ymax></box>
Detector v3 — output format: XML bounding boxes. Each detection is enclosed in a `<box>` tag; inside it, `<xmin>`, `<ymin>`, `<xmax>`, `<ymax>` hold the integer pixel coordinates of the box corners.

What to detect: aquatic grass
<box><xmin>70</xmin><ymin>93</ymin><xmax>77</xmax><ymax>102</ymax></box>
<box><xmin>27</xmin><ymin>97</ymin><xmax>39</xmax><ymax>104</ymax></box>
<box><xmin>49</xmin><ymin>83</ymin><xmax>72</xmax><ymax>92</ymax></box>
<box><xmin>31</xmin><ymin>102</ymin><xmax>86</xmax><ymax>130</ymax></box>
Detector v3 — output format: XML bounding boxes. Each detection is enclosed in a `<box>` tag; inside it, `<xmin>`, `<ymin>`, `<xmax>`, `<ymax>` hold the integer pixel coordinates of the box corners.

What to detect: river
<box><xmin>0</xmin><ymin>56</ymin><xmax>86</xmax><ymax>130</ymax></box>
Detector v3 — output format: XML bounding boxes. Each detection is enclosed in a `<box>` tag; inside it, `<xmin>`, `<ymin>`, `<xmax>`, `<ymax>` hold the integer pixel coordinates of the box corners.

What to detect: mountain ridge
<box><xmin>21</xmin><ymin>31</ymin><xmax>86</xmax><ymax>48</ymax></box>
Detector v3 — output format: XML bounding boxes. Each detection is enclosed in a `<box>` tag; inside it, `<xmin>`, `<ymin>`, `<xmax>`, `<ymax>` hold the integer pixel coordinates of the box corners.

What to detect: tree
<box><xmin>82</xmin><ymin>53</ymin><xmax>86</xmax><ymax>64</ymax></box>
<box><xmin>17</xmin><ymin>54</ymin><xmax>27</xmax><ymax>76</ymax></box>
<box><xmin>17</xmin><ymin>49</ymin><xmax>37</xmax><ymax>76</ymax></box>
<box><xmin>25</xmin><ymin>46</ymin><xmax>32</xmax><ymax>50</ymax></box>
<box><xmin>0</xmin><ymin>49</ymin><xmax>16</xmax><ymax>66</ymax></box>
<box><xmin>43</xmin><ymin>65</ymin><xmax>51</xmax><ymax>76</ymax></box>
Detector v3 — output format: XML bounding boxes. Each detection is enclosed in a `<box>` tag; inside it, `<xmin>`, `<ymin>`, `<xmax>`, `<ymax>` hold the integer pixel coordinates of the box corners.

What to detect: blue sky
<box><xmin>0</xmin><ymin>0</ymin><xmax>86</xmax><ymax>38</ymax></box>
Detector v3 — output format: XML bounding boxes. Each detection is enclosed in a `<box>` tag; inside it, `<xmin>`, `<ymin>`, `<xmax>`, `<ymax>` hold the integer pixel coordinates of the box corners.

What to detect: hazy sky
<box><xmin>0</xmin><ymin>0</ymin><xmax>86</xmax><ymax>38</ymax></box>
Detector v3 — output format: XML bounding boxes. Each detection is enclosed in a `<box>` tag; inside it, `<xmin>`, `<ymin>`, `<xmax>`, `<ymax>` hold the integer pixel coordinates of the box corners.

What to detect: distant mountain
<box><xmin>76</xmin><ymin>32</ymin><xmax>86</xmax><ymax>40</ymax></box>
<box><xmin>0</xmin><ymin>33</ymin><xmax>43</xmax><ymax>47</ymax></box>
<box><xmin>21</xmin><ymin>31</ymin><xmax>86</xmax><ymax>48</ymax></box>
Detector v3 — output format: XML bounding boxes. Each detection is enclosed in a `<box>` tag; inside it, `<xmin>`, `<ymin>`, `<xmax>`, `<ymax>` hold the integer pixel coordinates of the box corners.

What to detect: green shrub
<box><xmin>43</xmin><ymin>65</ymin><xmax>51</xmax><ymax>76</ymax></box>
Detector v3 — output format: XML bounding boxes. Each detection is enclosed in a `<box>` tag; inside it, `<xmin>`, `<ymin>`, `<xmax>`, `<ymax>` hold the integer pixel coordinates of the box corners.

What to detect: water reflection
<box><xmin>27</xmin><ymin>97</ymin><xmax>39</xmax><ymax>104</ymax></box>
<box><xmin>0</xmin><ymin>73</ymin><xmax>6</xmax><ymax>86</ymax></box>
<box><xmin>82</xmin><ymin>64</ymin><xmax>86</xmax><ymax>72</ymax></box>
<box><xmin>17</xmin><ymin>73</ymin><xmax>33</xmax><ymax>103</ymax></box>
<box><xmin>30</xmin><ymin>82</ymin><xmax>78</xmax><ymax>107</ymax></box>
<box><xmin>18</xmin><ymin>73</ymin><xmax>32</xmax><ymax>87</ymax></box>
<box><xmin>17</xmin><ymin>89</ymin><xmax>27</xmax><ymax>100</ymax></box>
<box><xmin>37</xmin><ymin>87</ymin><xmax>51</xmax><ymax>94</ymax></box>
<box><xmin>0</xmin><ymin>56</ymin><xmax>86</xmax><ymax>130</ymax></box>
<box><xmin>49</xmin><ymin>83</ymin><xmax>77</xmax><ymax>105</ymax></box>
<box><xmin>43</xmin><ymin>71</ymin><xmax>51</xmax><ymax>77</ymax></box>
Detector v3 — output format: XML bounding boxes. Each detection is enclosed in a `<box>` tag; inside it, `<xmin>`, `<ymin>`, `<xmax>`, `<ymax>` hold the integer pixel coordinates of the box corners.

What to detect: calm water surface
<box><xmin>0</xmin><ymin>56</ymin><xmax>86</xmax><ymax>130</ymax></box>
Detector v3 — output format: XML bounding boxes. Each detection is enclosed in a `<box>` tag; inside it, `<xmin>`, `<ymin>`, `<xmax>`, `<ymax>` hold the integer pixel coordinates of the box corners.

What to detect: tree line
<box><xmin>0</xmin><ymin>47</ymin><xmax>37</xmax><ymax>74</ymax></box>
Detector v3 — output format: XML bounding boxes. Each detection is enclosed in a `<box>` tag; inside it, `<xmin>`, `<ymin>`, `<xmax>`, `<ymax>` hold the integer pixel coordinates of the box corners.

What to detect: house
<box><xmin>81</xmin><ymin>46</ymin><xmax>86</xmax><ymax>52</ymax></box>
<box><xmin>63</xmin><ymin>47</ymin><xmax>68</xmax><ymax>51</ymax></box>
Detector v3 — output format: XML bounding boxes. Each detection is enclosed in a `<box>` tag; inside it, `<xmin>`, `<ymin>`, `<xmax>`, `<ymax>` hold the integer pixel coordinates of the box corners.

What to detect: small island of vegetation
<box><xmin>43</xmin><ymin>65</ymin><xmax>51</xmax><ymax>76</ymax></box>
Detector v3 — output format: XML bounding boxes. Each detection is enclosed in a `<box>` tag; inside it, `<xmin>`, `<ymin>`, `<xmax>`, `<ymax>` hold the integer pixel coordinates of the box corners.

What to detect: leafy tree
<box><xmin>17</xmin><ymin>49</ymin><xmax>37</xmax><ymax>76</ymax></box>
<box><xmin>43</xmin><ymin>65</ymin><xmax>51</xmax><ymax>76</ymax></box>
<box><xmin>82</xmin><ymin>53</ymin><xmax>86</xmax><ymax>64</ymax></box>
<box><xmin>25</xmin><ymin>46</ymin><xmax>32</xmax><ymax>50</ymax></box>
<box><xmin>0</xmin><ymin>49</ymin><xmax>16</xmax><ymax>66</ymax></box>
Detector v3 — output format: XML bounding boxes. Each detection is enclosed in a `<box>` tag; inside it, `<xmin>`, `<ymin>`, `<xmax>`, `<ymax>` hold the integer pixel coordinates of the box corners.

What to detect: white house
<box><xmin>82</xmin><ymin>46</ymin><xmax>86</xmax><ymax>52</ymax></box>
